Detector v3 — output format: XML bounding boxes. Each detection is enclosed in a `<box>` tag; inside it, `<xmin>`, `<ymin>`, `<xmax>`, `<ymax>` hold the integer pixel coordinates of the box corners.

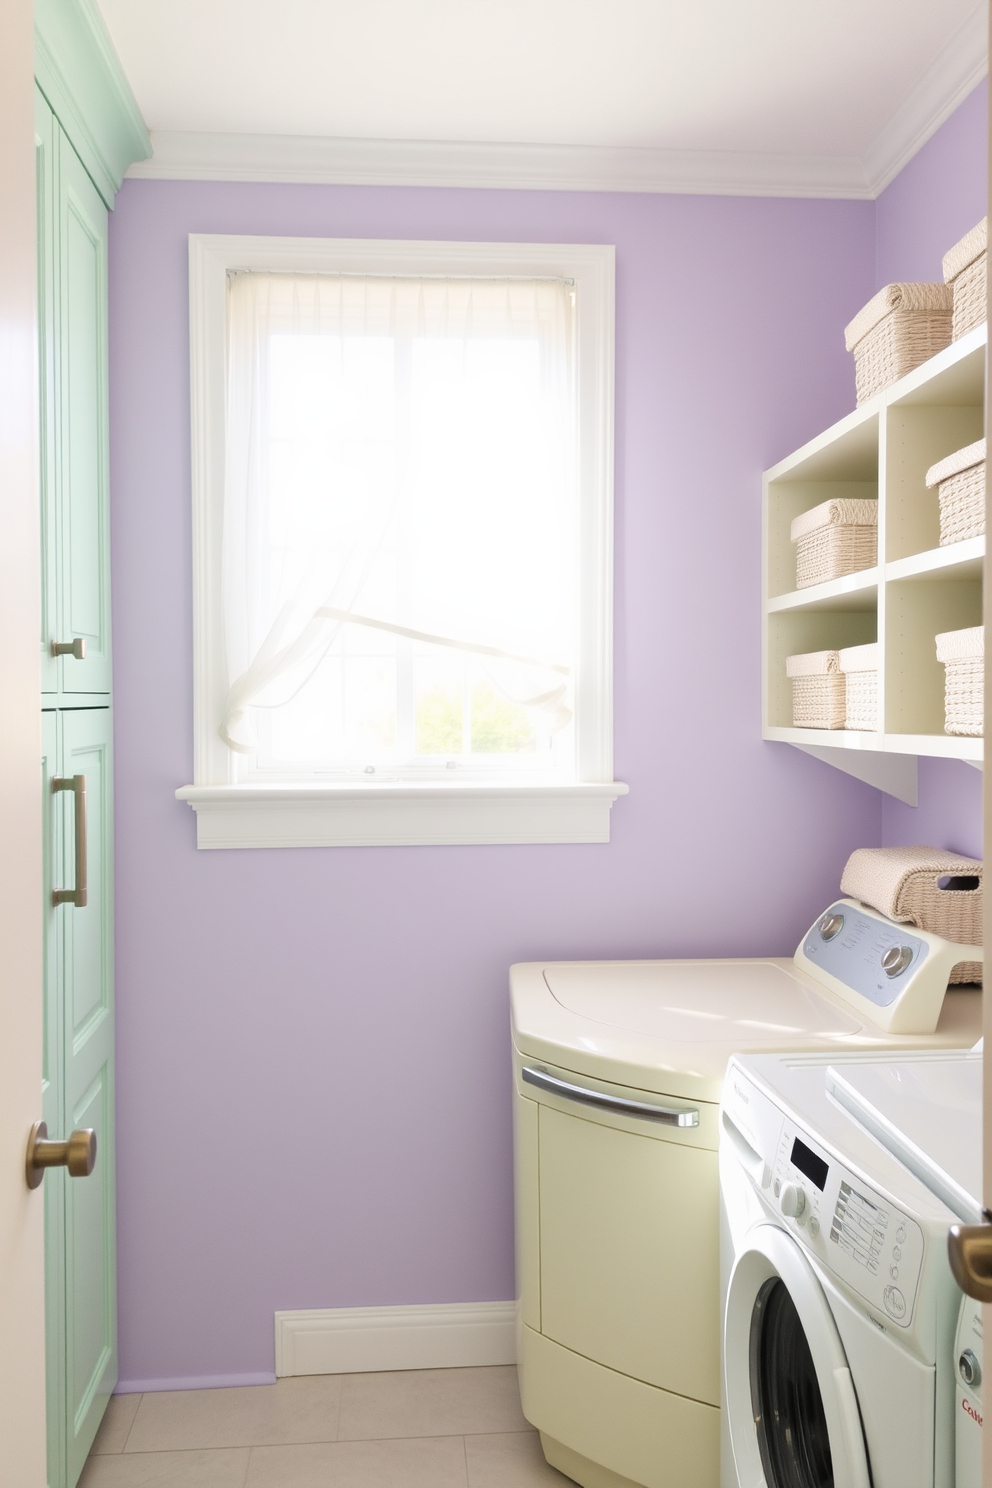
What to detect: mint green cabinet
<box><xmin>37</xmin><ymin>76</ymin><xmax>118</xmax><ymax>1488</ymax></box>
<box><xmin>36</xmin><ymin>86</ymin><xmax>112</xmax><ymax>701</ymax></box>
<box><xmin>42</xmin><ymin>708</ymin><xmax>116</xmax><ymax>1488</ymax></box>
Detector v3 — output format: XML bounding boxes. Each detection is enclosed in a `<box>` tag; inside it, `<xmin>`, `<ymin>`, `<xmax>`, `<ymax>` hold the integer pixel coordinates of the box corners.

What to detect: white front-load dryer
<box><xmin>720</xmin><ymin>1052</ymin><xmax>972</xmax><ymax>1488</ymax></box>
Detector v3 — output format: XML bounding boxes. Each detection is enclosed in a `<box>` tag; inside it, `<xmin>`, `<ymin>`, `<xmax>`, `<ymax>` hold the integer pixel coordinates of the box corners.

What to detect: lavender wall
<box><xmin>875</xmin><ymin>79</ymin><xmax>987</xmax><ymax>859</ymax></box>
<box><xmin>110</xmin><ymin>181</ymin><xmax>881</xmax><ymax>1388</ymax></box>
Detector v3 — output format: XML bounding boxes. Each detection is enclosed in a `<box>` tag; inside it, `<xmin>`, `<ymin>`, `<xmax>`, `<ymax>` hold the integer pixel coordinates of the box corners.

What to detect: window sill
<box><xmin>175</xmin><ymin>781</ymin><xmax>629</xmax><ymax>849</ymax></box>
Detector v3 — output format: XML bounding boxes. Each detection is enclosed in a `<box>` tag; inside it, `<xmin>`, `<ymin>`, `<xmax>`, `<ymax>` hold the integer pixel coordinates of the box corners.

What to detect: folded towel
<box><xmin>925</xmin><ymin>438</ymin><xmax>986</xmax><ymax>489</ymax></box>
<box><xmin>943</xmin><ymin>218</ymin><xmax>988</xmax><ymax>283</ymax></box>
<box><xmin>844</xmin><ymin>282</ymin><xmax>954</xmax><ymax>352</ymax></box>
<box><xmin>786</xmin><ymin>650</ymin><xmax>840</xmax><ymax>678</ymax></box>
<box><xmin>935</xmin><ymin>626</ymin><xmax>983</xmax><ymax>664</ymax></box>
<box><xmin>838</xmin><ymin>643</ymin><xmax>878</xmax><ymax>673</ymax></box>
<box><xmin>790</xmin><ymin>498</ymin><xmax>878</xmax><ymax>543</ymax></box>
<box><xmin>840</xmin><ymin>845</ymin><xmax>982</xmax><ymax>954</ymax></box>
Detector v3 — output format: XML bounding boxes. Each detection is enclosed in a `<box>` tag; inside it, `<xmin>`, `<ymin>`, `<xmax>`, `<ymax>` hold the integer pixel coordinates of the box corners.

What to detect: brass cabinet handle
<box><xmin>948</xmin><ymin>1220</ymin><xmax>992</xmax><ymax>1302</ymax></box>
<box><xmin>52</xmin><ymin>774</ymin><xmax>87</xmax><ymax>907</ymax></box>
<box><xmin>51</xmin><ymin>637</ymin><xmax>86</xmax><ymax>659</ymax></box>
<box><xmin>25</xmin><ymin>1121</ymin><xmax>97</xmax><ymax>1190</ymax></box>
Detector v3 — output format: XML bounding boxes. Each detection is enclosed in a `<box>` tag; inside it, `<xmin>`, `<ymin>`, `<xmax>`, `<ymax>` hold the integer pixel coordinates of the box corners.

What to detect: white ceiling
<box><xmin>99</xmin><ymin>0</ymin><xmax>981</xmax><ymax>152</ymax></box>
<box><xmin>100</xmin><ymin>0</ymin><xmax>988</xmax><ymax>196</ymax></box>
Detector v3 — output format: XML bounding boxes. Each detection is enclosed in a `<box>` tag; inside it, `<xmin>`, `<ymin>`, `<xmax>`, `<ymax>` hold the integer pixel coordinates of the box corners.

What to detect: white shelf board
<box><xmin>887</xmin><ymin>322</ymin><xmax>986</xmax><ymax>408</ymax></box>
<box><xmin>764</xmin><ymin>726</ymin><xmax>883</xmax><ymax>751</ymax></box>
<box><xmin>881</xmin><ymin>732</ymin><xmax>984</xmax><ymax>761</ymax></box>
<box><xmin>885</xmin><ymin>536</ymin><xmax>984</xmax><ymax>584</ymax></box>
<box><xmin>767</xmin><ymin>568</ymin><xmax>878</xmax><ymax>613</ymax></box>
<box><xmin>765</xmin><ymin>404</ymin><xmax>878</xmax><ymax>484</ymax></box>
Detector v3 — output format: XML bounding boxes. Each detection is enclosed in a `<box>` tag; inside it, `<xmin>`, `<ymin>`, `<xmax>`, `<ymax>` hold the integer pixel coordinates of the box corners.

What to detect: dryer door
<box><xmin>725</xmin><ymin>1224</ymin><xmax>870</xmax><ymax>1488</ymax></box>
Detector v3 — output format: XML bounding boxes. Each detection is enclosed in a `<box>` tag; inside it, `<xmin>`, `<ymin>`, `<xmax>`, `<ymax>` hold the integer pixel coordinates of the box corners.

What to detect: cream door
<box><xmin>0</xmin><ymin>0</ymin><xmax>49</xmax><ymax>1481</ymax></box>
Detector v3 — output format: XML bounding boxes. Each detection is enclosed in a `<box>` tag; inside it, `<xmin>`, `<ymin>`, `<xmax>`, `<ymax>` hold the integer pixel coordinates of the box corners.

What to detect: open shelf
<box><xmin>763</xmin><ymin>324</ymin><xmax>986</xmax><ymax>799</ymax></box>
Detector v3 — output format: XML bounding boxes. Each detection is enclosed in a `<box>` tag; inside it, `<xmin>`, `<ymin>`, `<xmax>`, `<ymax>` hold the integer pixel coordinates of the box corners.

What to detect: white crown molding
<box><xmin>274</xmin><ymin>1302</ymin><xmax>518</xmax><ymax>1377</ymax></box>
<box><xmin>863</xmin><ymin>0</ymin><xmax>988</xmax><ymax>196</ymax></box>
<box><xmin>125</xmin><ymin>8</ymin><xmax>986</xmax><ymax>199</ymax></box>
<box><xmin>128</xmin><ymin>129</ymin><xmax>872</xmax><ymax>197</ymax></box>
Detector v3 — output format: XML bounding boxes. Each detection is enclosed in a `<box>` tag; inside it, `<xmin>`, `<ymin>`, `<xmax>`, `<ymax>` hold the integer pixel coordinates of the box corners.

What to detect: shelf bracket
<box><xmin>790</xmin><ymin>744</ymin><xmax>918</xmax><ymax>805</ymax></box>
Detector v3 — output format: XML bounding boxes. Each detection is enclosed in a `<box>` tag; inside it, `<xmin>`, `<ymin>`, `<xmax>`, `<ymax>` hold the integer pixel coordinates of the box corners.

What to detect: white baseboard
<box><xmin>275</xmin><ymin>1301</ymin><xmax>518</xmax><ymax>1377</ymax></box>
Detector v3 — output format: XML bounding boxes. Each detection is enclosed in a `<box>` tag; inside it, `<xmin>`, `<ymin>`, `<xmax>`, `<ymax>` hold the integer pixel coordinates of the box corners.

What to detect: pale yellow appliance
<box><xmin>511</xmin><ymin>946</ymin><xmax>982</xmax><ymax>1488</ymax></box>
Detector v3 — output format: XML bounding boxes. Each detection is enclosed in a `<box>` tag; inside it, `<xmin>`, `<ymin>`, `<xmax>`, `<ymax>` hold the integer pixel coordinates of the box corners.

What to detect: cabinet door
<box><xmin>41</xmin><ymin>710</ymin><xmax>67</xmax><ymax>1487</ymax></box>
<box><xmin>37</xmin><ymin>90</ymin><xmax>59</xmax><ymax>696</ymax></box>
<box><xmin>538</xmin><ymin>1104</ymin><xmax>720</xmax><ymax>1408</ymax></box>
<box><xmin>53</xmin><ymin>708</ymin><xmax>117</xmax><ymax>1486</ymax></box>
<box><xmin>57</xmin><ymin>137</ymin><xmax>111</xmax><ymax>695</ymax></box>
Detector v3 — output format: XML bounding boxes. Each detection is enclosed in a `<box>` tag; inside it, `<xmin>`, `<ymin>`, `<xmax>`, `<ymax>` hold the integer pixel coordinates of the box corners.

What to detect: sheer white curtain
<box><xmin>221</xmin><ymin>271</ymin><xmax>576</xmax><ymax>770</ymax></box>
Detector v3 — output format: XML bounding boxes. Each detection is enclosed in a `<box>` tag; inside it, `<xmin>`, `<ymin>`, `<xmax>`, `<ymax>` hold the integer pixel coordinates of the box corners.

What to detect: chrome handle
<box><xmin>949</xmin><ymin>1220</ymin><xmax>992</xmax><ymax>1302</ymax></box>
<box><xmin>25</xmin><ymin>1121</ymin><xmax>97</xmax><ymax>1190</ymax></box>
<box><xmin>521</xmin><ymin>1065</ymin><xmax>699</xmax><ymax>1127</ymax></box>
<box><xmin>52</xmin><ymin>774</ymin><xmax>87</xmax><ymax>907</ymax></box>
<box><xmin>51</xmin><ymin>637</ymin><xmax>86</xmax><ymax>660</ymax></box>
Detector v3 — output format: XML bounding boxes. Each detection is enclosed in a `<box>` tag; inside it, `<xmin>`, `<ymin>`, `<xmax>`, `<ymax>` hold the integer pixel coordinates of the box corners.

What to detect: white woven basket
<box><xmin>943</xmin><ymin>218</ymin><xmax>987</xmax><ymax>341</ymax></box>
<box><xmin>845</xmin><ymin>283</ymin><xmax>953</xmax><ymax>406</ymax></box>
<box><xmin>790</xmin><ymin>498</ymin><xmax>877</xmax><ymax>589</ymax></box>
<box><xmin>926</xmin><ymin>438</ymin><xmax>986</xmax><ymax>546</ymax></box>
<box><xmin>935</xmin><ymin>626</ymin><xmax>984</xmax><ymax>737</ymax></box>
<box><xmin>786</xmin><ymin>651</ymin><xmax>845</xmax><ymax>729</ymax></box>
<box><xmin>839</xmin><ymin>643</ymin><xmax>878</xmax><ymax>731</ymax></box>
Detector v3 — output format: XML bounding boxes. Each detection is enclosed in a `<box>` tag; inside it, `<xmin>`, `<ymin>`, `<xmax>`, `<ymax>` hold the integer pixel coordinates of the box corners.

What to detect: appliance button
<box><xmin>808</xmin><ymin>1216</ymin><xmax>820</xmax><ymax>1238</ymax></box>
<box><xmin>773</xmin><ymin>1178</ymin><xmax>781</xmax><ymax>1198</ymax></box>
<box><xmin>819</xmin><ymin>913</ymin><xmax>844</xmax><ymax>942</ymax></box>
<box><xmin>881</xmin><ymin>945</ymin><xmax>913</xmax><ymax>978</ymax></box>
<box><xmin>896</xmin><ymin>1225</ymin><xmax>906</xmax><ymax>1242</ymax></box>
<box><xmin>883</xmin><ymin>1286</ymin><xmax>906</xmax><ymax>1320</ymax></box>
<box><xmin>960</xmin><ymin>1349</ymin><xmax>982</xmax><ymax>1388</ymax></box>
<box><xmin>889</xmin><ymin>1266</ymin><xmax>899</xmax><ymax>1280</ymax></box>
<box><xmin>780</xmin><ymin>1184</ymin><xmax>806</xmax><ymax>1218</ymax></box>
<box><xmin>892</xmin><ymin>1246</ymin><xmax>902</xmax><ymax>1261</ymax></box>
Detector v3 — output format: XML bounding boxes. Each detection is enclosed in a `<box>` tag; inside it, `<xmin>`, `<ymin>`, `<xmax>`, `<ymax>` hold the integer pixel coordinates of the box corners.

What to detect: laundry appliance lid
<box><xmin>511</xmin><ymin>958</ymin><xmax>983</xmax><ymax>1105</ymax></box>
<box><xmin>826</xmin><ymin>1053</ymin><xmax>982</xmax><ymax>1223</ymax></box>
<box><xmin>543</xmin><ymin>959</ymin><xmax>861</xmax><ymax>1042</ymax></box>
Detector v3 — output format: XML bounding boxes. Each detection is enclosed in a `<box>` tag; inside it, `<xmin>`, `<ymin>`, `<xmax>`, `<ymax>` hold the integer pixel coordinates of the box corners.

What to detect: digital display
<box><xmin>791</xmin><ymin>1136</ymin><xmax>829</xmax><ymax>1191</ymax></box>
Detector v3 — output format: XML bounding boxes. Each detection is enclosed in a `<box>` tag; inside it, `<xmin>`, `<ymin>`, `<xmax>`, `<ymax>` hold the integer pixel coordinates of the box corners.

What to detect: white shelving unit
<box><xmin>763</xmin><ymin>323</ymin><xmax>986</xmax><ymax>804</ymax></box>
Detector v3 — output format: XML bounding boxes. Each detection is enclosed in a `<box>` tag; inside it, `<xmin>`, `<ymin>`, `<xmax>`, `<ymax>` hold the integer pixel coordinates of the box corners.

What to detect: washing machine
<box><xmin>720</xmin><ymin>1048</ymin><xmax>982</xmax><ymax>1488</ymax></box>
<box><xmin>822</xmin><ymin>1049</ymin><xmax>984</xmax><ymax>1488</ymax></box>
<box><xmin>511</xmin><ymin>902</ymin><xmax>982</xmax><ymax>1488</ymax></box>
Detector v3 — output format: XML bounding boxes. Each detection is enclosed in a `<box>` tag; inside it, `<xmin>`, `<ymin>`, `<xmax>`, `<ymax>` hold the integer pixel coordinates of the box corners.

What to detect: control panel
<box><xmin>769</xmin><ymin>1117</ymin><xmax>924</xmax><ymax>1327</ymax></box>
<box><xmin>801</xmin><ymin>902</ymin><xmax>928</xmax><ymax>1007</ymax></box>
<box><xmin>794</xmin><ymin>898</ymin><xmax>982</xmax><ymax>1035</ymax></box>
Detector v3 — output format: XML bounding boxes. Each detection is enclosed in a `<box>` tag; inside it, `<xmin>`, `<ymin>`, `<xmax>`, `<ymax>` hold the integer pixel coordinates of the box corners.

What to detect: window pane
<box><xmin>415</xmin><ymin>657</ymin><xmax>464</xmax><ymax>755</ymax></box>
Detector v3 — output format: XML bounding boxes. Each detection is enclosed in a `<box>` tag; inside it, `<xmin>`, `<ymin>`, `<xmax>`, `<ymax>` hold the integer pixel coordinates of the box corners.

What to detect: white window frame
<box><xmin>177</xmin><ymin>233</ymin><xmax>626</xmax><ymax>848</ymax></box>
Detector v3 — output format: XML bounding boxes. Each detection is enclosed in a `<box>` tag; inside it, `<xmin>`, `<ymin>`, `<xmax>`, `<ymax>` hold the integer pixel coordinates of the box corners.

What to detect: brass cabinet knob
<box><xmin>51</xmin><ymin>637</ymin><xmax>86</xmax><ymax>659</ymax></box>
<box><xmin>25</xmin><ymin>1121</ymin><xmax>97</xmax><ymax>1190</ymax></box>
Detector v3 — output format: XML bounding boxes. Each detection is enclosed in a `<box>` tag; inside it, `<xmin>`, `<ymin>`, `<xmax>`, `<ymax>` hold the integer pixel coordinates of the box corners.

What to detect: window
<box><xmin>180</xmin><ymin>235</ymin><xmax>625</xmax><ymax>847</ymax></box>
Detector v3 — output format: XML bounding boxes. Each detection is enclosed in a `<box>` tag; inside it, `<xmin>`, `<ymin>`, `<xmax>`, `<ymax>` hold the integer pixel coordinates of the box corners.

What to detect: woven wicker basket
<box><xmin>935</xmin><ymin>626</ymin><xmax>983</xmax><ymax>737</ymax></box>
<box><xmin>838</xmin><ymin>643</ymin><xmax>878</xmax><ymax>731</ymax></box>
<box><xmin>943</xmin><ymin>218</ymin><xmax>987</xmax><ymax>341</ymax></box>
<box><xmin>926</xmin><ymin>438</ymin><xmax>986</xmax><ymax>545</ymax></box>
<box><xmin>790</xmin><ymin>498</ymin><xmax>877</xmax><ymax>589</ymax></box>
<box><xmin>845</xmin><ymin>283</ymin><xmax>953</xmax><ymax>406</ymax></box>
<box><xmin>841</xmin><ymin>845</ymin><xmax>982</xmax><ymax>984</ymax></box>
<box><xmin>786</xmin><ymin>651</ymin><xmax>845</xmax><ymax>729</ymax></box>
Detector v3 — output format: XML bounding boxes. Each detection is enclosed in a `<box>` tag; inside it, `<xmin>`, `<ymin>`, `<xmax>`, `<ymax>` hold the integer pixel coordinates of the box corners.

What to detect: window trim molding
<box><xmin>182</xmin><ymin>233</ymin><xmax>623</xmax><ymax>848</ymax></box>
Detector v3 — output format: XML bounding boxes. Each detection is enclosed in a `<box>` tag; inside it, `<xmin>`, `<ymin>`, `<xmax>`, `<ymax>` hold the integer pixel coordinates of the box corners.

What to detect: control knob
<box><xmin>881</xmin><ymin>945</ymin><xmax>913</xmax><ymax>978</ymax></box>
<box><xmin>960</xmin><ymin>1349</ymin><xmax>982</xmax><ymax>1387</ymax></box>
<box><xmin>818</xmin><ymin>913</ymin><xmax>844</xmax><ymax>942</ymax></box>
<box><xmin>780</xmin><ymin>1183</ymin><xmax>806</xmax><ymax>1218</ymax></box>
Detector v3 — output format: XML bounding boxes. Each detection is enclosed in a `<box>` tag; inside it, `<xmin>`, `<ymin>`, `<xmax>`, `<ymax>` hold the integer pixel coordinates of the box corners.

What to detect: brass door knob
<box><xmin>25</xmin><ymin>1121</ymin><xmax>97</xmax><ymax>1190</ymax></box>
<box><xmin>949</xmin><ymin>1222</ymin><xmax>992</xmax><ymax>1302</ymax></box>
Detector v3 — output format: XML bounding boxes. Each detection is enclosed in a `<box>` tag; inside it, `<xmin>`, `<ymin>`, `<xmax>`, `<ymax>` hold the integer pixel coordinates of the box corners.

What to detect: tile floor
<box><xmin>80</xmin><ymin>1365</ymin><xmax>572</xmax><ymax>1487</ymax></box>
